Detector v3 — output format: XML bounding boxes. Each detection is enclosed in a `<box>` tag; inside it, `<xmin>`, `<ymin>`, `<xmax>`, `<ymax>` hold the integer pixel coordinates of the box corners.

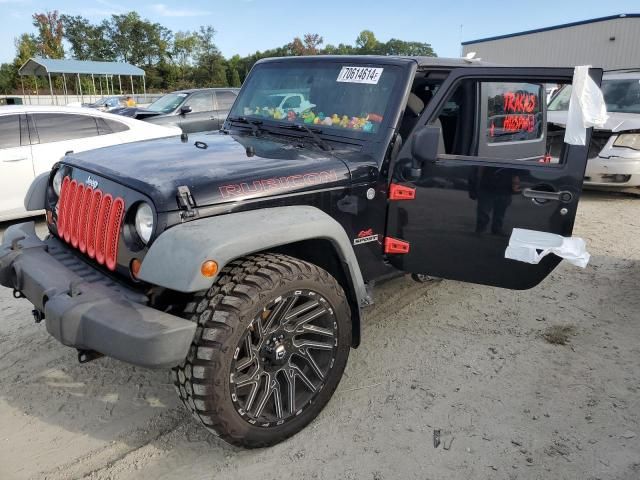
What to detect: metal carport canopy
<box><xmin>18</xmin><ymin>57</ymin><xmax>144</xmax><ymax>77</ymax></box>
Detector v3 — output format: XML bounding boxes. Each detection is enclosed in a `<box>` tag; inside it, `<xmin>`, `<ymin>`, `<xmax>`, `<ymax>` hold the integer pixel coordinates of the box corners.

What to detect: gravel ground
<box><xmin>0</xmin><ymin>192</ymin><xmax>638</xmax><ymax>480</ymax></box>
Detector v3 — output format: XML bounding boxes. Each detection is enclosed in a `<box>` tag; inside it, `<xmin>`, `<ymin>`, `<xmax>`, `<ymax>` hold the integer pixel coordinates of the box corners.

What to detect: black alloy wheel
<box><xmin>173</xmin><ymin>253</ymin><xmax>351</xmax><ymax>448</ymax></box>
<box><xmin>230</xmin><ymin>289</ymin><xmax>338</xmax><ymax>426</ymax></box>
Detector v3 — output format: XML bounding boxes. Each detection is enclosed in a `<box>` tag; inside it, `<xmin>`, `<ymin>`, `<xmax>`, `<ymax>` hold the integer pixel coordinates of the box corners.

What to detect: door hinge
<box><xmin>388</xmin><ymin>183</ymin><xmax>416</xmax><ymax>200</ymax></box>
<box><xmin>384</xmin><ymin>236</ymin><xmax>410</xmax><ymax>254</ymax></box>
<box><xmin>176</xmin><ymin>185</ymin><xmax>198</xmax><ymax>220</ymax></box>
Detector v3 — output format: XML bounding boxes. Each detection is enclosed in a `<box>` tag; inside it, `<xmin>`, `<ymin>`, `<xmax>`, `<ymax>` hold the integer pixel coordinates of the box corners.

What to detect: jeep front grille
<box><xmin>57</xmin><ymin>176</ymin><xmax>125</xmax><ymax>271</ymax></box>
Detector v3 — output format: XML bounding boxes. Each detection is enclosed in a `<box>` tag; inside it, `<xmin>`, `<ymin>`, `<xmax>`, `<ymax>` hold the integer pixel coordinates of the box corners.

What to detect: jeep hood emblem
<box><xmin>85</xmin><ymin>176</ymin><xmax>98</xmax><ymax>189</ymax></box>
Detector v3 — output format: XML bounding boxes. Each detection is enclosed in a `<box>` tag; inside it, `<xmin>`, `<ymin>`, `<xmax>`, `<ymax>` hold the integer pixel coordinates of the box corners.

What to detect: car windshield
<box><xmin>549</xmin><ymin>77</ymin><xmax>640</xmax><ymax>114</ymax></box>
<box><xmin>229</xmin><ymin>62</ymin><xmax>402</xmax><ymax>137</ymax></box>
<box><xmin>147</xmin><ymin>93</ymin><xmax>188</xmax><ymax>113</ymax></box>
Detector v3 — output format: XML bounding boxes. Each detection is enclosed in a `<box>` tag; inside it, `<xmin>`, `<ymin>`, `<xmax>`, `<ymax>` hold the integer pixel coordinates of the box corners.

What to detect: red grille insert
<box><xmin>57</xmin><ymin>176</ymin><xmax>125</xmax><ymax>271</ymax></box>
<box><xmin>57</xmin><ymin>176</ymin><xmax>71</xmax><ymax>238</ymax></box>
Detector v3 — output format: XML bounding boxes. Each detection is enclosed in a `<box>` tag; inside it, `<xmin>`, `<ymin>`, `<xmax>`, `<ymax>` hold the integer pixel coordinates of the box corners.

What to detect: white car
<box><xmin>0</xmin><ymin>106</ymin><xmax>181</xmax><ymax>221</ymax></box>
<box><xmin>548</xmin><ymin>71</ymin><xmax>640</xmax><ymax>194</ymax></box>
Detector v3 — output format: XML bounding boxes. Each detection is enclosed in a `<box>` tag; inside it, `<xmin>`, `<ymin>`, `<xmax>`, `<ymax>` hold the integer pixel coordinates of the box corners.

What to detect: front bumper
<box><xmin>0</xmin><ymin>222</ymin><xmax>196</xmax><ymax>368</ymax></box>
<box><xmin>584</xmin><ymin>156</ymin><xmax>640</xmax><ymax>188</ymax></box>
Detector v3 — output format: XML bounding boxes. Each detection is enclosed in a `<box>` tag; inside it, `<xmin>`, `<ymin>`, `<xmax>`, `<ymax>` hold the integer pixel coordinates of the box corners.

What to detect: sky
<box><xmin>0</xmin><ymin>0</ymin><xmax>639</xmax><ymax>64</ymax></box>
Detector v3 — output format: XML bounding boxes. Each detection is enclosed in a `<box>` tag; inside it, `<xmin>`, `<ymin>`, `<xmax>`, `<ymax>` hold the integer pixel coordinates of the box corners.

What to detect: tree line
<box><xmin>0</xmin><ymin>10</ymin><xmax>436</xmax><ymax>95</ymax></box>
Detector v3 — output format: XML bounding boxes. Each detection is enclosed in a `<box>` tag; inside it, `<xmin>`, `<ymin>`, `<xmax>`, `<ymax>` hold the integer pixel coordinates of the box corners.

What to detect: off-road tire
<box><xmin>172</xmin><ymin>253</ymin><xmax>351</xmax><ymax>448</ymax></box>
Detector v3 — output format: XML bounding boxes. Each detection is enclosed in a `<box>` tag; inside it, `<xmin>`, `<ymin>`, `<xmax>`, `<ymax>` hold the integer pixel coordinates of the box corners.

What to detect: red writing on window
<box><xmin>503</xmin><ymin>92</ymin><xmax>537</xmax><ymax>113</ymax></box>
<box><xmin>503</xmin><ymin>114</ymin><xmax>535</xmax><ymax>133</ymax></box>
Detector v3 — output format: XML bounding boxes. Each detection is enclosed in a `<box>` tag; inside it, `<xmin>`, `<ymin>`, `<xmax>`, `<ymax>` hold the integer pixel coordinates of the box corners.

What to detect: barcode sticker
<box><xmin>337</xmin><ymin>66</ymin><xmax>384</xmax><ymax>84</ymax></box>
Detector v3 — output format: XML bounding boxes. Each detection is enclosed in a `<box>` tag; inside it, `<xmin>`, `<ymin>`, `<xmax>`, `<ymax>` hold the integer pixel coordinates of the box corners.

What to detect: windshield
<box><xmin>147</xmin><ymin>92</ymin><xmax>188</xmax><ymax>113</ymax></box>
<box><xmin>229</xmin><ymin>62</ymin><xmax>402</xmax><ymax>137</ymax></box>
<box><xmin>549</xmin><ymin>78</ymin><xmax>640</xmax><ymax>113</ymax></box>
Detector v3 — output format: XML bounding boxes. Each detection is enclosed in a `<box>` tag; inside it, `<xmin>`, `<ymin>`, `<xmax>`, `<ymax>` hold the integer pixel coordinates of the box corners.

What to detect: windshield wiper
<box><xmin>279</xmin><ymin>123</ymin><xmax>332</xmax><ymax>151</ymax></box>
<box><xmin>227</xmin><ymin>116</ymin><xmax>264</xmax><ymax>136</ymax></box>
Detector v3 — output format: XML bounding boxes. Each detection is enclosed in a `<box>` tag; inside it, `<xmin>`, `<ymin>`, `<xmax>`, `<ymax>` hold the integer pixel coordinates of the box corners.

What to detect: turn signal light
<box><xmin>130</xmin><ymin>258</ymin><xmax>142</xmax><ymax>279</ymax></box>
<box><xmin>201</xmin><ymin>260</ymin><xmax>218</xmax><ymax>277</ymax></box>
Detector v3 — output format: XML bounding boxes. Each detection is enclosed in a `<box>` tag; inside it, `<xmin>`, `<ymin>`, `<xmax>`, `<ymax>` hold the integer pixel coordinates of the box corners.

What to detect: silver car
<box><xmin>548</xmin><ymin>71</ymin><xmax>640</xmax><ymax>194</ymax></box>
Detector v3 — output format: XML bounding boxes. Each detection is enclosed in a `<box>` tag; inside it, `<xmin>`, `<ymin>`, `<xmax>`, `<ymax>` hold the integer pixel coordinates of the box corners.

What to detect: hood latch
<box><xmin>176</xmin><ymin>185</ymin><xmax>198</xmax><ymax>220</ymax></box>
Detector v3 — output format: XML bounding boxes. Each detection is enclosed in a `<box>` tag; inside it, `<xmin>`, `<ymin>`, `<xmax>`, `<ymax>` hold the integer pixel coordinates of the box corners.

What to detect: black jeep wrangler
<box><xmin>0</xmin><ymin>56</ymin><xmax>600</xmax><ymax>447</ymax></box>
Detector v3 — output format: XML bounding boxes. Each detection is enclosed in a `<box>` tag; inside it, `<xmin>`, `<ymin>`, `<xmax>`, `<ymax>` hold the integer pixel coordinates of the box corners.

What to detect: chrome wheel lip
<box><xmin>229</xmin><ymin>289</ymin><xmax>338</xmax><ymax>428</ymax></box>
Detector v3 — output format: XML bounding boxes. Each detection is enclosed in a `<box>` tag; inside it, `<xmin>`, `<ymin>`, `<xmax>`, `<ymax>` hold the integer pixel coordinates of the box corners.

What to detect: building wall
<box><xmin>462</xmin><ymin>17</ymin><xmax>640</xmax><ymax>69</ymax></box>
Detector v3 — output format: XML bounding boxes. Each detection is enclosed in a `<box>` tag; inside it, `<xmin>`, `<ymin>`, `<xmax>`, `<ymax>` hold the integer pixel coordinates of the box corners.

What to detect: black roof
<box><xmin>173</xmin><ymin>87</ymin><xmax>240</xmax><ymax>94</ymax></box>
<box><xmin>257</xmin><ymin>55</ymin><xmax>493</xmax><ymax>68</ymax></box>
<box><xmin>462</xmin><ymin>13</ymin><xmax>640</xmax><ymax>45</ymax></box>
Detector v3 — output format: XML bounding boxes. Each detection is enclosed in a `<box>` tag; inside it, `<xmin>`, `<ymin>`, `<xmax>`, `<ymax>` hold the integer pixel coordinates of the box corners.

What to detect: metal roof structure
<box><xmin>19</xmin><ymin>57</ymin><xmax>145</xmax><ymax>77</ymax></box>
<box><xmin>462</xmin><ymin>13</ymin><xmax>640</xmax><ymax>45</ymax></box>
<box><xmin>17</xmin><ymin>57</ymin><xmax>147</xmax><ymax>106</ymax></box>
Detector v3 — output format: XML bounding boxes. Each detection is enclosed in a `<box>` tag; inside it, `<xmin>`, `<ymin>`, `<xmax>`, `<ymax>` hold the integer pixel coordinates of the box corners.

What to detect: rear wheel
<box><xmin>173</xmin><ymin>253</ymin><xmax>351</xmax><ymax>448</ymax></box>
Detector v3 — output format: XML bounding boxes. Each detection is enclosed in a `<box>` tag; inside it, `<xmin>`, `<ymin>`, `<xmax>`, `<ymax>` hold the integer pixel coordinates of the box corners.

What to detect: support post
<box><xmin>48</xmin><ymin>72</ymin><xmax>55</xmax><ymax>105</ymax></box>
<box><xmin>62</xmin><ymin>73</ymin><xmax>68</xmax><ymax>104</ymax></box>
<box><xmin>34</xmin><ymin>76</ymin><xmax>38</xmax><ymax>105</ymax></box>
<box><xmin>130</xmin><ymin>75</ymin><xmax>134</xmax><ymax>97</ymax></box>
<box><xmin>142</xmin><ymin>75</ymin><xmax>146</xmax><ymax>102</ymax></box>
<box><xmin>91</xmin><ymin>74</ymin><xmax>97</xmax><ymax>102</ymax></box>
<box><xmin>20</xmin><ymin>77</ymin><xmax>27</xmax><ymax>105</ymax></box>
<box><xmin>118</xmin><ymin>75</ymin><xmax>122</xmax><ymax>94</ymax></box>
<box><xmin>77</xmin><ymin>73</ymin><xmax>83</xmax><ymax>104</ymax></box>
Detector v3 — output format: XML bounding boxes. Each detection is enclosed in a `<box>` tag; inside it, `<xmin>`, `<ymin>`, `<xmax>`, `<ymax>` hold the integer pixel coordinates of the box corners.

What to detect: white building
<box><xmin>462</xmin><ymin>14</ymin><xmax>640</xmax><ymax>70</ymax></box>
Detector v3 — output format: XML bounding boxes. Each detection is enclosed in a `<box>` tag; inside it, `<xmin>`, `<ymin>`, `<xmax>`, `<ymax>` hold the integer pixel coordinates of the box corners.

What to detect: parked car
<box><xmin>0</xmin><ymin>105</ymin><xmax>181</xmax><ymax>221</ymax></box>
<box><xmin>0</xmin><ymin>55</ymin><xmax>601</xmax><ymax>447</ymax></box>
<box><xmin>112</xmin><ymin>88</ymin><xmax>240</xmax><ymax>133</ymax></box>
<box><xmin>83</xmin><ymin>96</ymin><xmax>127</xmax><ymax>111</ymax></box>
<box><xmin>548</xmin><ymin>70</ymin><xmax>640</xmax><ymax>194</ymax></box>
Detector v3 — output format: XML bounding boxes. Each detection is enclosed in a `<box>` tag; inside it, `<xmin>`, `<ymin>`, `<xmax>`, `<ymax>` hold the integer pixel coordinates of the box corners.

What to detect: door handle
<box><xmin>3</xmin><ymin>157</ymin><xmax>29</xmax><ymax>163</ymax></box>
<box><xmin>522</xmin><ymin>188</ymin><xmax>573</xmax><ymax>203</ymax></box>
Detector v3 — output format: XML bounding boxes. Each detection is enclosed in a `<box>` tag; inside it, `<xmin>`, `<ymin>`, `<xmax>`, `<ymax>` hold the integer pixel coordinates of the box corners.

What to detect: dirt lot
<box><xmin>1</xmin><ymin>192</ymin><xmax>639</xmax><ymax>480</ymax></box>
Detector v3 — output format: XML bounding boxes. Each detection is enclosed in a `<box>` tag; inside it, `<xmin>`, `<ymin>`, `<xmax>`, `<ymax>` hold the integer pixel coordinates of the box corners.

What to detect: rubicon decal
<box><xmin>353</xmin><ymin>229</ymin><xmax>379</xmax><ymax>246</ymax></box>
<box><xmin>219</xmin><ymin>170</ymin><xmax>338</xmax><ymax>199</ymax></box>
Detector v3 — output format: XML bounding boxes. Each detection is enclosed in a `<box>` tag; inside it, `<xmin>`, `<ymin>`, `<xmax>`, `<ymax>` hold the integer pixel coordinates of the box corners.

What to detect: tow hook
<box><xmin>31</xmin><ymin>309</ymin><xmax>45</xmax><ymax>323</ymax></box>
<box><xmin>12</xmin><ymin>289</ymin><xmax>24</xmax><ymax>299</ymax></box>
<box><xmin>77</xmin><ymin>349</ymin><xmax>104</xmax><ymax>364</ymax></box>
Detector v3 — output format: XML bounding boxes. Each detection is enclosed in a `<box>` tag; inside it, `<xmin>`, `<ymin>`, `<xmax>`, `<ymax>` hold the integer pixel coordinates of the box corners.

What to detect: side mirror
<box><xmin>180</xmin><ymin>105</ymin><xmax>193</xmax><ymax>115</ymax></box>
<box><xmin>411</xmin><ymin>125</ymin><xmax>441</xmax><ymax>165</ymax></box>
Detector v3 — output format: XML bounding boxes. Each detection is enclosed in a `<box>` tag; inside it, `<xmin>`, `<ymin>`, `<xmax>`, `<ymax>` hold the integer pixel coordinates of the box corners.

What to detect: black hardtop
<box><xmin>255</xmin><ymin>55</ymin><xmax>497</xmax><ymax>69</ymax></box>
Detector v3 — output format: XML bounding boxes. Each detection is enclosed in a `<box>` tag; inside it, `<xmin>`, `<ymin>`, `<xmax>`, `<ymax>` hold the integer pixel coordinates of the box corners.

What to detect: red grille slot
<box><xmin>95</xmin><ymin>194</ymin><xmax>113</xmax><ymax>266</ymax></box>
<box><xmin>56</xmin><ymin>175</ymin><xmax>125</xmax><ymax>271</ymax></box>
<box><xmin>86</xmin><ymin>189</ymin><xmax>103</xmax><ymax>259</ymax></box>
<box><xmin>105</xmin><ymin>198</ymin><xmax>125</xmax><ymax>271</ymax></box>
<box><xmin>63</xmin><ymin>180</ymin><xmax>78</xmax><ymax>243</ymax></box>
<box><xmin>57</xmin><ymin>176</ymin><xmax>71</xmax><ymax>238</ymax></box>
<box><xmin>70</xmin><ymin>184</ymin><xmax>85</xmax><ymax>248</ymax></box>
<box><xmin>77</xmin><ymin>186</ymin><xmax>94</xmax><ymax>253</ymax></box>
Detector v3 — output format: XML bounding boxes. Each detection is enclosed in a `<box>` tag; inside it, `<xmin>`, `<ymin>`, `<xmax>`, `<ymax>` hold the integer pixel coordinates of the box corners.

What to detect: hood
<box><xmin>62</xmin><ymin>132</ymin><xmax>352</xmax><ymax>212</ymax></box>
<box><xmin>548</xmin><ymin>110</ymin><xmax>640</xmax><ymax>132</ymax></box>
<box><xmin>111</xmin><ymin>107</ymin><xmax>162</xmax><ymax>119</ymax></box>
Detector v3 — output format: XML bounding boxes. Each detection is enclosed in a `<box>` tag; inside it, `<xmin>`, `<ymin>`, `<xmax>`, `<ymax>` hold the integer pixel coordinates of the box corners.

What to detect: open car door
<box><xmin>386</xmin><ymin>67</ymin><xmax>602</xmax><ymax>289</ymax></box>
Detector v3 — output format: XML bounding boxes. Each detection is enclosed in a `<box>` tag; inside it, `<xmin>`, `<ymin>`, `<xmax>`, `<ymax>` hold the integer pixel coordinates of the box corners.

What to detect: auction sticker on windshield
<box><xmin>337</xmin><ymin>66</ymin><xmax>384</xmax><ymax>84</ymax></box>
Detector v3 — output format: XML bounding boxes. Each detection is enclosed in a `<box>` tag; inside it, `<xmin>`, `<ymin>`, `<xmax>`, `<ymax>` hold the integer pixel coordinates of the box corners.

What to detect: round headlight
<box><xmin>52</xmin><ymin>169</ymin><xmax>64</xmax><ymax>197</ymax></box>
<box><xmin>134</xmin><ymin>203</ymin><xmax>154</xmax><ymax>244</ymax></box>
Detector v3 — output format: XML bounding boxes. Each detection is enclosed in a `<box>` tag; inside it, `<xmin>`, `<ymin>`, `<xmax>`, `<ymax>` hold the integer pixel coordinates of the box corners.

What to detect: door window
<box><xmin>184</xmin><ymin>92</ymin><xmax>213</xmax><ymax>113</ymax></box>
<box><xmin>215</xmin><ymin>90</ymin><xmax>237</xmax><ymax>110</ymax></box>
<box><xmin>0</xmin><ymin>115</ymin><xmax>20</xmax><ymax>148</ymax></box>
<box><xmin>427</xmin><ymin>79</ymin><xmax>560</xmax><ymax>164</ymax></box>
<box><xmin>33</xmin><ymin>113</ymin><xmax>100</xmax><ymax>143</ymax></box>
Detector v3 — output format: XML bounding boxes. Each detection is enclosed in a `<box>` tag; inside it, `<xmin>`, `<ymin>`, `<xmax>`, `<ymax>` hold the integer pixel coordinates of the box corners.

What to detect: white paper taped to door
<box><xmin>564</xmin><ymin>65</ymin><xmax>608</xmax><ymax>146</ymax></box>
<box><xmin>505</xmin><ymin>228</ymin><xmax>590</xmax><ymax>268</ymax></box>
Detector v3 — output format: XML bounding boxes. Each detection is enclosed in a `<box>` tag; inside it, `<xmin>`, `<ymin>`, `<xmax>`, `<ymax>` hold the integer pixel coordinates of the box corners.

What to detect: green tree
<box><xmin>193</xmin><ymin>26</ymin><xmax>227</xmax><ymax>86</ymax></box>
<box><xmin>0</xmin><ymin>63</ymin><xmax>17</xmax><ymax>94</ymax></box>
<box><xmin>380</xmin><ymin>39</ymin><xmax>436</xmax><ymax>56</ymax></box>
<box><xmin>61</xmin><ymin>15</ymin><xmax>113</xmax><ymax>60</ymax></box>
<box><xmin>229</xmin><ymin>68</ymin><xmax>241</xmax><ymax>87</ymax></box>
<box><xmin>355</xmin><ymin>30</ymin><xmax>378</xmax><ymax>54</ymax></box>
<box><xmin>32</xmin><ymin>11</ymin><xmax>64</xmax><ymax>58</ymax></box>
